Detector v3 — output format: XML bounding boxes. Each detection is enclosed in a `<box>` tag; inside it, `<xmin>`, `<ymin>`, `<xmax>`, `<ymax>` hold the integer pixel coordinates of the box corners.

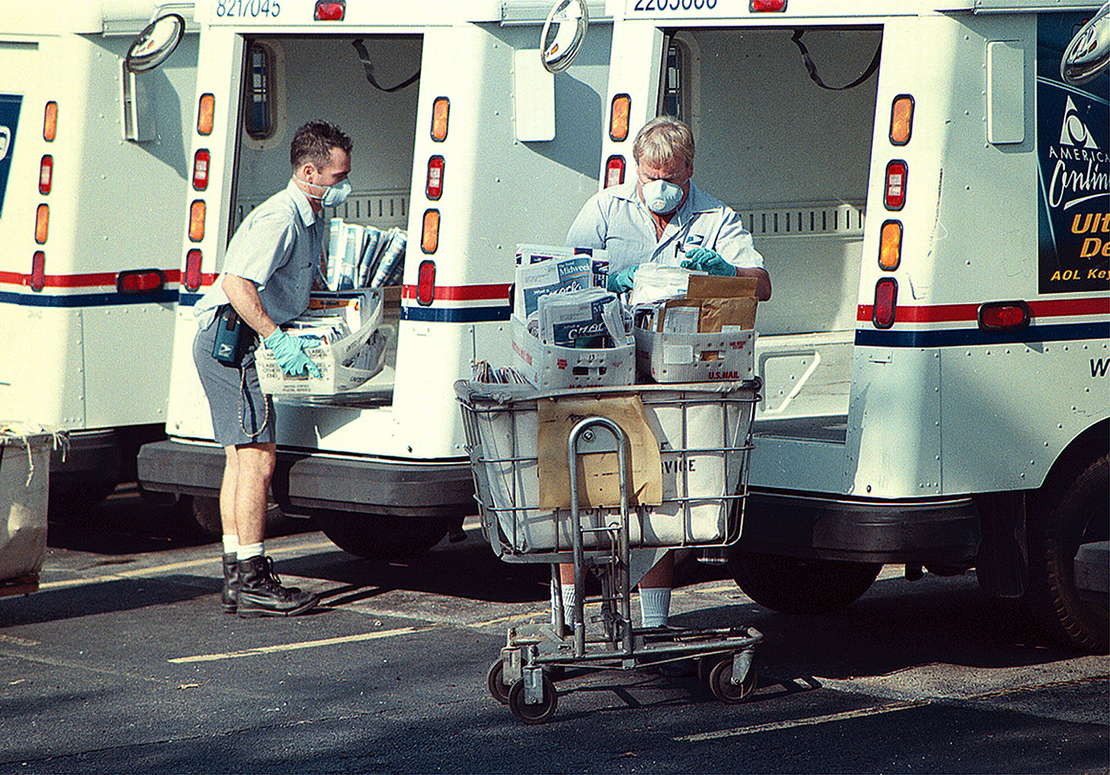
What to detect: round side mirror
<box><xmin>1060</xmin><ymin>3</ymin><xmax>1110</xmax><ymax>86</ymax></box>
<box><xmin>126</xmin><ymin>13</ymin><xmax>186</xmax><ymax>73</ymax></box>
<box><xmin>540</xmin><ymin>0</ymin><xmax>589</xmax><ymax>74</ymax></box>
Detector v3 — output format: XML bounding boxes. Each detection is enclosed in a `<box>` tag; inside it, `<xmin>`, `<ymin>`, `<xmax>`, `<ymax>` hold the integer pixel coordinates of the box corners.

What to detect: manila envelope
<box><xmin>537</xmin><ymin>394</ymin><xmax>663</xmax><ymax>510</ymax></box>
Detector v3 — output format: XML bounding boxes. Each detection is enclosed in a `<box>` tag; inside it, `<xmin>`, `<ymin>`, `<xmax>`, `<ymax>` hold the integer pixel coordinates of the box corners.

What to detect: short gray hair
<box><xmin>633</xmin><ymin>116</ymin><xmax>695</xmax><ymax>168</ymax></box>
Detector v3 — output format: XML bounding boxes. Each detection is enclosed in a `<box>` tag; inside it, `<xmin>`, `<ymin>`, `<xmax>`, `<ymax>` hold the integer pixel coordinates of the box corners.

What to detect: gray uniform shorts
<box><xmin>193</xmin><ymin>315</ymin><xmax>275</xmax><ymax>447</ymax></box>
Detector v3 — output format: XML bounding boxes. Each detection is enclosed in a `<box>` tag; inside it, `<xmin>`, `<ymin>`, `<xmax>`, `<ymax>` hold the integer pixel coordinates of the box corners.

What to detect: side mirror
<box><xmin>126</xmin><ymin>13</ymin><xmax>185</xmax><ymax>73</ymax></box>
<box><xmin>1061</xmin><ymin>3</ymin><xmax>1110</xmax><ymax>86</ymax></box>
<box><xmin>540</xmin><ymin>0</ymin><xmax>589</xmax><ymax>74</ymax></box>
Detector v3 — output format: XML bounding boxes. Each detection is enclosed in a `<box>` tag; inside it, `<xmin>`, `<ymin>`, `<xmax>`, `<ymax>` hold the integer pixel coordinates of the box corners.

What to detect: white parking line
<box><xmin>674</xmin><ymin>700</ymin><xmax>927</xmax><ymax>742</ymax></box>
<box><xmin>38</xmin><ymin>539</ymin><xmax>337</xmax><ymax>591</ymax></box>
<box><xmin>169</xmin><ymin>625</ymin><xmax>432</xmax><ymax>664</ymax></box>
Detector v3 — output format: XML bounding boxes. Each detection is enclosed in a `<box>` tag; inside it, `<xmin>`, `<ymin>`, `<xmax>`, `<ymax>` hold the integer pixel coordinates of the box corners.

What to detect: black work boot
<box><xmin>237</xmin><ymin>556</ymin><xmax>319</xmax><ymax>618</ymax></box>
<box><xmin>221</xmin><ymin>553</ymin><xmax>240</xmax><ymax>614</ymax></box>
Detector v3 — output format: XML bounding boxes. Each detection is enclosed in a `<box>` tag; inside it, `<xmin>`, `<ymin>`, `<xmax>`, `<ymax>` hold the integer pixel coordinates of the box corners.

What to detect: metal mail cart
<box><xmin>456</xmin><ymin>380</ymin><xmax>763</xmax><ymax>724</ymax></box>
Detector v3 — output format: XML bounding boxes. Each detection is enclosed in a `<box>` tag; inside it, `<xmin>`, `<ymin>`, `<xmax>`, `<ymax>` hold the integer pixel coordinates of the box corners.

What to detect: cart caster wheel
<box><xmin>507</xmin><ymin>675</ymin><xmax>559</xmax><ymax>724</ymax></box>
<box><xmin>487</xmin><ymin>660</ymin><xmax>510</xmax><ymax>705</ymax></box>
<box><xmin>707</xmin><ymin>654</ymin><xmax>758</xmax><ymax>704</ymax></box>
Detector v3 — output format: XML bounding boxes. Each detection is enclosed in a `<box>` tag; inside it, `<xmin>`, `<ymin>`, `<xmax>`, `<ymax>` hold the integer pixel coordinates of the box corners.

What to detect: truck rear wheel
<box><xmin>1024</xmin><ymin>453</ymin><xmax>1109</xmax><ymax>654</ymax></box>
<box><xmin>313</xmin><ymin>511</ymin><xmax>450</xmax><ymax>561</ymax></box>
<box><xmin>727</xmin><ymin>549</ymin><xmax>881</xmax><ymax>615</ymax></box>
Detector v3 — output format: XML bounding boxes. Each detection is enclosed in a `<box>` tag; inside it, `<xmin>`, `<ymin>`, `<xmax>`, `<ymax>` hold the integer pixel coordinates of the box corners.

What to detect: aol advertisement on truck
<box><xmin>1037</xmin><ymin>13</ymin><xmax>1109</xmax><ymax>295</ymax></box>
<box><xmin>0</xmin><ymin>95</ymin><xmax>19</xmax><ymax>218</ymax></box>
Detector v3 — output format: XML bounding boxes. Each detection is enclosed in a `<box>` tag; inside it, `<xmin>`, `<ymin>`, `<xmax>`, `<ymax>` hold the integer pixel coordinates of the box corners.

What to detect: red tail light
<box><xmin>193</xmin><ymin>149</ymin><xmax>210</xmax><ymax>191</ymax></box>
<box><xmin>978</xmin><ymin>301</ymin><xmax>1030</xmax><ymax>331</ymax></box>
<box><xmin>426</xmin><ymin>155</ymin><xmax>444</xmax><ymax>200</ymax></box>
<box><xmin>885</xmin><ymin>160</ymin><xmax>907</xmax><ymax>211</ymax></box>
<box><xmin>751</xmin><ymin>0</ymin><xmax>787</xmax><ymax>10</ymax></box>
<box><xmin>30</xmin><ymin>251</ymin><xmax>46</xmax><ymax>291</ymax></box>
<box><xmin>185</xmin><ymin>249</ymin><xmax>203</xmax><ymax>291</ymax></box>
<box><xmin>314</xmin><ymin>1</ymin><xmax>345</xmax><ymax>21</ymax></box>
<box><xmin>873</xmin><ymin>278</ymin><xmax>898</xmax><ymax>328</ymax></box>
<box><xmin>417</xmin><ymin>260</ymin><xmax>436</xmax><ymax>306</ymax></box>
<box><xmin>39</xmin><ymin>155</ymin><xmax>53</xmax><ymax>195</ymax></box>
<box><xmin>117</xmin><ymin>269</ymin><xmax>167</xmax><ymax>295</ymax></box>
<box><xmin>605</xmin><ymin>155</ymin><xmax>625</xmax><ymax>188</ymax></box>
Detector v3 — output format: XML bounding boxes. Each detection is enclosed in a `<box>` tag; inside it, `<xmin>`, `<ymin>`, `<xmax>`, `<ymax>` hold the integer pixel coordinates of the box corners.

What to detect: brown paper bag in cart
<box><xmin>537</xmin><ymin>394</ymin><xmax>663</xmax><ymax>510</ymax></box>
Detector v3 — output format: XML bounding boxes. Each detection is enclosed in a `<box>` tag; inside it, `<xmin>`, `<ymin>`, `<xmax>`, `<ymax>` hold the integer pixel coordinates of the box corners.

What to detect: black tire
<box><xmin>48</xmin><ymin>480</ymin><xmax>119</xmax><ymax>522</ymax></box>
<box><xmin>707</xmin><ymin>653</ymin><xmax>758</xmax><ymax>704</ymax></box>
<box><xmin>1024</xmin><ymin>454</ymin><xmax>1109</xmax><ymax>654</ymax></box>
<box><xmin>487</xmin><ymin>660</ymin><xmax>510</xmax><ymax>705</ymax></box>
<box><xmin>313</xmin><ymin>511</ymin><xmax>450</xmax><ymax>561</ymax></box>
<box><xmin>507</xmin><ymin>675</ymin><xmax>558</xmax><ymax>724</ymax></box>
<box><xmin>727</xmin><ymin>549</ymin><xmax>882</xmax><ymax>615</ymax></box>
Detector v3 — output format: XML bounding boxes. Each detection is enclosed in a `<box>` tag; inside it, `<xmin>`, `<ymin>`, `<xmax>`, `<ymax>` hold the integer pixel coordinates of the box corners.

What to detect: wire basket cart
<box><xmin>456</xmin><ymin>379</ymin><xmax>763</xmax><ymax>723</ymax></box>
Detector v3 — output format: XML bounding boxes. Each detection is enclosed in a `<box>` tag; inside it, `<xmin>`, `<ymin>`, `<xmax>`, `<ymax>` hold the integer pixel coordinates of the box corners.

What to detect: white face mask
<box><xmin>641</xmin><ymin>179</ymin><xmax>684</xmax><ymax>214</ymax></box>
<box><xmin>296</xmin><ymin>176</ymin><xmax>352</xmax><ymax>207</ymax></box>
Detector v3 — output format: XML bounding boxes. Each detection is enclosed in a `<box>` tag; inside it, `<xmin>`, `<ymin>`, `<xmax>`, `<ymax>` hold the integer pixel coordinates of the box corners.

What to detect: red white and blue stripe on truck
<box><xmin>0</xmin><ymin>270</ymin><xmax>181</xmax><ymax>306</ymax></box>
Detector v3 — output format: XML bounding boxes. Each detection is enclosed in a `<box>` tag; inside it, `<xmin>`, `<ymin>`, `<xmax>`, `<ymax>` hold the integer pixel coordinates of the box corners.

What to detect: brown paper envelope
<box><xmin>537</xmin><ymin>394</ymin><xmax>663</xmax><ymax>509</ymax></box>
<box><xmin>698</xmin><ymin>297</ymin><xmax>758</xmax><ymax>332</ymax></box>
<box><xmin>686</xmin><ymin>274</ymin><xmax>758</xmax><ymax>300</ymax></box>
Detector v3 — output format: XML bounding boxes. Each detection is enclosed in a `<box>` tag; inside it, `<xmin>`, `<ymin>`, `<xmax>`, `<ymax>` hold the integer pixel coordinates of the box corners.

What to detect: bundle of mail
<box><xmin>325</xmin><ymin>218</ymin><xmax>407</xmax><ymax>291</ymax></box>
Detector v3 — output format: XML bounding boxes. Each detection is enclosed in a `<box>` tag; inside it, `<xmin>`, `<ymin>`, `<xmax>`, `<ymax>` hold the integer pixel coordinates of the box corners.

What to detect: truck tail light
<box><xmin>605</xmin><ymin>155</ymin><xmax>625</xmax><ymax>188</ymax></box>
<box><xmin>189</xmin><ymin>200</ymin><xmax>205</xmax><ymax>242</ymax></box>
<box><xmin>314</xmin><ymin>1</ymin><xmax>345</xmax><ymax>21</ymax></box>
<box><xmin>30</xmin><ymin>251</ymin><xmax>46</xmax><ymax>291</ymax></box>
<box><xmin>193</xmin><ymin>149</ymin><xmax>210</xmax><ymax>190</ymax></box>
<box><xmin>890</xmin><ymin>95</ymin><xmax>914</xmax><ymax>145</ymax></box>
<box><xmin>751</xmin><ymin>0</ymin><xmax>787</xmax><ymax>10</ymax></box>
<box><xmin>879</xmin><ymin>220</ymin><xmax>902</xmax><ymax>270</ymax></box>
<box><xmin>421</xmin><ymin>209</ymin><xmax>440</xmax><ymax>253</ymax></box>
<box><xmin>609</xmin><ymin>94</ymin><xmax>631</xmax><ymax>141</ymax></box>
<box><xmin>35</xmin><ymin>204</ymin><xmax>48</xmax><ymax>244</ymax></box>
<box><xmin>43</xmin><ymin>101</ymin><xmax>57</xmax><ymax>141</ymax></box>
<box><xmin>117</xmin><ymin>269</ymin><xmax>166</xmax><ymax>295</ymax></box>
<box><xmin>873</xmin><ymin>278</ymin><xmax>898</xmax><ymax>329</ymax></box>
<box><xmin>417</xmin><ymin>260</ymin><xmax>436</xmax><ymax>305</ymax></box>
<box><xmin>184</xmin><ymin>249</ymin><xmax>203</xmax><ymax>291</ymax></box>
<box><xmin>431</xmin><ymin>97</ymin><xmax>449</xmax><ymax>142</ymax></box>
<box><xmin>885</xmin><ymin>160</ymin><xmax>907</xmax><ymax>210</ymax></box>
<box><xmin>39</xmin><ymin>155</ymin><xmax>53</xmax><ymax>195</ymax></box>
<box><xmin>426</xmin><ymin>155</ymin><xmax>444</xmax><ymax>200</ymax></box>
<box><xmin>978</xmin><ymin>301</ymin><xmax>1031</xmax><ymax>331</ymax></box>
<box><xmin>197</xmin><ymin>93</ymin><xmax>215</xmax><ymax>136</ymax></box>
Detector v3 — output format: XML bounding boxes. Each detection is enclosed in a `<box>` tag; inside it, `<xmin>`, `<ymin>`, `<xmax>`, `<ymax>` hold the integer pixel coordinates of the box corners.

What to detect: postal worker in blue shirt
<box><xmin>558</xmin><ymin>116</ymin><xmax>771</xmax><ymax>631</ymax></box>
<box><xmin>192</xmin><ymin>120</ymin><xmax>352</xmax><ymax>618</ymax></box>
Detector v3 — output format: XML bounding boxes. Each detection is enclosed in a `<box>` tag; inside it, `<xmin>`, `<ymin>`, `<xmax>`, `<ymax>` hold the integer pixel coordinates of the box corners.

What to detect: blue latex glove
<box><xmin>681</xmin><ymin>247</ymin><xmax>736</xmax><ymax>277</ymax></box>
<box><xmin>263</xmin><ymin>329</ymin><xmax>322</xmax><ymax>378</ymax></box>
<box><xmin>606</xmin><ymin>264</ymin><xmax>638</xmax><ymax>294</ymax></box>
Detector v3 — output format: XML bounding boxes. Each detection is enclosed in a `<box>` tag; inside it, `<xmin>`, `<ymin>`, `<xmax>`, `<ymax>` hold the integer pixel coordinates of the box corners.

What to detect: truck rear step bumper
<box><xmin>138</xmin><ymin>439</ymin><xmax>474</xmax><ymax>518</ymax></box>
<box><xmin>740</xmin><ymin>490</ymin><xmax>981</xmax><ymax>565</ymax></box>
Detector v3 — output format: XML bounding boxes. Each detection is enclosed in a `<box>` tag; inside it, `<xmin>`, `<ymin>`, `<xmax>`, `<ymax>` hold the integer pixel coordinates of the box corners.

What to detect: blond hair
<box><xmin>633</xmin><ymin>116</ymin><xmax>695</xmax><ymax>168</ymax></box>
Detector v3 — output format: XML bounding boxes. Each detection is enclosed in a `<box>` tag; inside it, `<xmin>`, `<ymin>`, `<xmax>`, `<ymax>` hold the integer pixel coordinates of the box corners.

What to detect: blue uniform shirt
<box><xmin>565</xmin><ymin>180</ymin><xmax>763</xmax><ymax>274</ymax></box>
<box><xmin>195</xmin><ymin>178</ymin><xmax>324</xmax><ymax>328</ymax></box>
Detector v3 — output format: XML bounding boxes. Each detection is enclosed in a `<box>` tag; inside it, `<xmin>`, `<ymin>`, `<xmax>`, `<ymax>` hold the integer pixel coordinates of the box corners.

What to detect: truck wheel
<box><xmin>1025</xmin><ymin>453</ymin><xmax>1109</xmax><ymax>654</ymax></box>
<box><xmin>313</xmin><ymin>511</ymin><xmax>450</xmax><ymax>561</ymax></box>
<box><xmin>727</xmin><ymin>549</ymin><xmax>881</xmax><ymax>615</ymax></box>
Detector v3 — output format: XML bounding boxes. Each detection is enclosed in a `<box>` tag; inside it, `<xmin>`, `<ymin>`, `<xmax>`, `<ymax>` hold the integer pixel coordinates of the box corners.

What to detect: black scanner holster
<box><xmin>212</xmin><ymin>305</ymin><xmax>249</xmax><ymax>366</ymax></box>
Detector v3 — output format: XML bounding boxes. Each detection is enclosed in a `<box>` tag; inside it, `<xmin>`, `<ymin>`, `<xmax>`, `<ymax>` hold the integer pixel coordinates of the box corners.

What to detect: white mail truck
<box><xmin>137</xmin><ymin>1</ymin><xmax>615</xmax><ymax>553</ymax></box>
<box><xmin>589</xmin><ymin>0</ymin><xmax>1107</xmax><ymax>652</ymax></box>
<box><xmin>0</xmin><ymin>1</ymin><xmax>198</xmax><ymax>511</ymax></box>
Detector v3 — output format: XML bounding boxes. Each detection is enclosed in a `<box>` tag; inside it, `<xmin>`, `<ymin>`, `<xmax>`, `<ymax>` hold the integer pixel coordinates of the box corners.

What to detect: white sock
<box><xmin>639</xmin><ymin>587</ymin><xmax>671</xmax><ymax>628</ymax></box>
<box><xmin>237</xmin><ymin>542</ymin><xmax>264</xmax><ymax>561</ymax></box>
<box><xmin>222</xmin><ymin>534</ymin><xmax>239</xmax><ymax>556</ymax></box>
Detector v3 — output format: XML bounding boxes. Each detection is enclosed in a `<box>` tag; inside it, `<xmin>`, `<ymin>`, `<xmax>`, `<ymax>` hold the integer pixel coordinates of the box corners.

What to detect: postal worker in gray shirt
<box><xmin>193</xmin><ymin>120</ymin><xmax>352</xmax><ymax>618</ymax></box>
<box><xmin>559</xmin><ymin>116</ymin><xmax>771</xmax><ymax>632</ymax></box>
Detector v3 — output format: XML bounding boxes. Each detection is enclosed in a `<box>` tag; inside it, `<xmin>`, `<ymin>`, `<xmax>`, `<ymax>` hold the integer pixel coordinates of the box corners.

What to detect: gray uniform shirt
<box><xmin>565</xmin><ymin>180</ymin><xmax>763</xmax><ymax>274</ymax></box>
<box><xmin>195</xmin><ymin>178</ymin><xmax>324</xmax><ymax>329</ymax></box>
